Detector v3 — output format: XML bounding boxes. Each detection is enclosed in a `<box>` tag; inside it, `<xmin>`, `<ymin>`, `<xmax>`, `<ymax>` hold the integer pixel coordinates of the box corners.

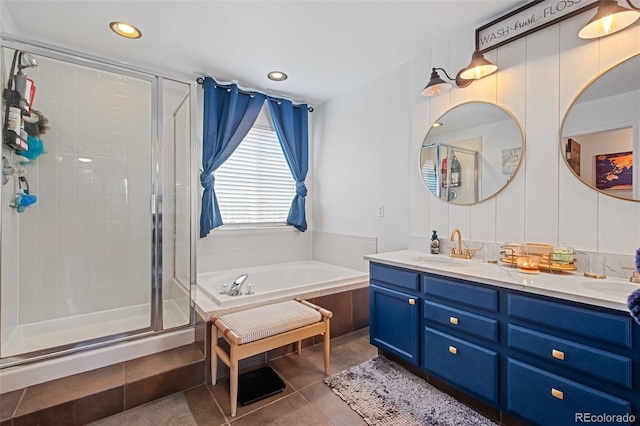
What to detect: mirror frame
<box><xmin>419</xmin><ymin>100</ymin><xmax>525</xmax><ymax>205</ymax></box>
<box><xmin>559</xmin><ymin>53</ymin><xmax>640</xmax><ymax>202</ymax></box>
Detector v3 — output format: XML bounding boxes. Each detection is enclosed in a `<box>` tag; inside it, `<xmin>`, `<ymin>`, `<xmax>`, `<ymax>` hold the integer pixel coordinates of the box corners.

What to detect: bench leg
<box><xmin>296</xmin><ymin>340</ymin><xmax>302</xmax><ymax>354</ymax></box>
<box><xmin>230</xmin><ymin>343</ymin><xmax>239</xmax><ymax>417</ymax></box>
<box><xmin>323</xmin><ymin>317</ymin><xmax>331</xmax><ymax>374</ymax></box>
<box><xmin>211</xmin><ymin>326</ymin><xmax>218</xmax><ymax>385</ymax></box>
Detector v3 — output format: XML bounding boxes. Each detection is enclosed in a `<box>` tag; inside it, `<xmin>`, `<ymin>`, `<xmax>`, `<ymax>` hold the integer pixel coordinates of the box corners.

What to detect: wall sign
<box><xmin>476</xmin><ymin>0</ymin><xmax>599</xmax><ymax>52</ymax></box>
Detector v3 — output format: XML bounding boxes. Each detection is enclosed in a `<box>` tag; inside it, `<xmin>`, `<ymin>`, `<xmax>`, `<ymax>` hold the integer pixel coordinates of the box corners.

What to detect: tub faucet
<box><xmin>227</xmin><ymin>274</ymin><xmax>248</xmax><ymax>296</ymax></box>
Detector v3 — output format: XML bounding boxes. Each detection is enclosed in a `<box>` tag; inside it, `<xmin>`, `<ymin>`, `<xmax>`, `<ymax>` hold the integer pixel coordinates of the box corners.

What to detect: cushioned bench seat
<box><xmin>211</xmin><ymin>298</ymin><xmax>333</xmax><ymax>416</ymax></box>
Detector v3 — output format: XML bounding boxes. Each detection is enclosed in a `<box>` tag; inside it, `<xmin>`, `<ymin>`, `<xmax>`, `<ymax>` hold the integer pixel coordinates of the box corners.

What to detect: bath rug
<box><xmin>324</xmin><ymin>355</ymin><xmax>497</xmax><ymax>426</ymax></box>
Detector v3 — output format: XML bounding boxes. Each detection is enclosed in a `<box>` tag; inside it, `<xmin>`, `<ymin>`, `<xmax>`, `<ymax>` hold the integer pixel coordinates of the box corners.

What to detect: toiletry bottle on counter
<box><xmin>430</xmin><ymin>230</ymin><xmax>440</xmax><ymax>254</ymax></box>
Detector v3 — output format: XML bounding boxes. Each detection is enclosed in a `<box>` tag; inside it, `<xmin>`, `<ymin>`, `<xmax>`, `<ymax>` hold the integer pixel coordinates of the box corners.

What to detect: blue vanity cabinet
<box><xmin>506</xmin><ymin>293</ymin><xmax>637</xmax><ymax>425</ymax></box>
<box><xmin>368</xmin><ymin>259</ymin><xmax>640</xmax><ymax>425</ymax></box>
<box><xmin>369</xmin><ymin>263</ymin><xmax>420</xmax><ymax>365</ymax></box>
<box><xmin>422</xmin><ymin>275</ymin><xmax>500</xmax><ymax>404</ymax></box>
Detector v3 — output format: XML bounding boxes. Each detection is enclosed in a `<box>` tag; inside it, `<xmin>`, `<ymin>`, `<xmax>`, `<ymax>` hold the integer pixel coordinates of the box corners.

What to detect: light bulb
<box><xmin>601</xmin><ymin>14</ymin><xmax>616</xmax><ymax>34</ymax></box>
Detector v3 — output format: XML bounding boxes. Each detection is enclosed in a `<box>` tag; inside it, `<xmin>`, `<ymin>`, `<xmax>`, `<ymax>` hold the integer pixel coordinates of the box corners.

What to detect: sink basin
<box><xmin>579</xmin><ymin>281</ymin><xmax>640</xmax><ymax>297</ymax></box>
<box><xmin>411</xmin><ymin>256</ymin><xmax>471</xmax><ymax>268</ymax></box>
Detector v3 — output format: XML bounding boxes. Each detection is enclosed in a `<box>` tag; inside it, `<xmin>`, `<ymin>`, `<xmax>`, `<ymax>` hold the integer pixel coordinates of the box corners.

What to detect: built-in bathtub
<box><xmin>196</xmin><ymin>260</ymin><xmax>369</xmax><ymax>312</ymax></box>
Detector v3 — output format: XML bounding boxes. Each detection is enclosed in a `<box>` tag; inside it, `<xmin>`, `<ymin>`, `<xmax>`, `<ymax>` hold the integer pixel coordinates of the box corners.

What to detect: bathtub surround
<box><xmin>196</xmin><ymin>229</ymin><xmax>375</xmax><ymax>273</ymax></box>
<box><xmin>312</xmin><ymin>231</ymin><xmax>377</xmax><ymax>272</ymax></box>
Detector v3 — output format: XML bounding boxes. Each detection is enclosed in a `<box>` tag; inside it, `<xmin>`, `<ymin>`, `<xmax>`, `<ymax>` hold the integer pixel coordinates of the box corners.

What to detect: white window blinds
<box><xmin>215</xmin><ymin>126</ymin><xmax>295</xmax><ymax>225</ymax></box>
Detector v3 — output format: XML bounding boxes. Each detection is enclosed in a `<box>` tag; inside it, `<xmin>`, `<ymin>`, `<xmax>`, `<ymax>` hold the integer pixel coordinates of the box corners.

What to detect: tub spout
<box><xmin>227</xmin><ymin>274</ymin><xmax>248</xmax><ymax>296</ymax></box>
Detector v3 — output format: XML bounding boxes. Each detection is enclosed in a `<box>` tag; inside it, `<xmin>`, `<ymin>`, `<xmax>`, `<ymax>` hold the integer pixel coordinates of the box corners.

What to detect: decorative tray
<box><xmin>500</xmin><ymin>242</ymin><xmax>577</xmax><ymax>273</ymax></box>
<box><xmin>499</xmin><ymin>257</ymin><xmax>577</xmax><ymax>272</ymax></box>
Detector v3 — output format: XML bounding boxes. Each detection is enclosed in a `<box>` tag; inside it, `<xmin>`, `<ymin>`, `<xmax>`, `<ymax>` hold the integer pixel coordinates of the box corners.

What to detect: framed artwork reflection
<box><xmin>595</xmin><ymin>151</ymin><xmax>633</xmax><ymax>190</ymax></box>
<box><xmin>567</xmin><ymin>138</ymin><xmax>581</xmax><ymax>176</ymax></box>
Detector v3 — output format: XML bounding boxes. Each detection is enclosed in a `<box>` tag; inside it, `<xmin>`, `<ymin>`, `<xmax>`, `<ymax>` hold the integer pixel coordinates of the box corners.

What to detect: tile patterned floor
<box><xmin>91</xmin><ymin>327</ymin><xmax>376</xmax><ymax>426</ymax></box>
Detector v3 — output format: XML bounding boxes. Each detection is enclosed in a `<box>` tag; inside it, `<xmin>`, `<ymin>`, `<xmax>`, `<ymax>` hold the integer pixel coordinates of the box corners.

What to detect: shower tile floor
<box><xmin>91</xmin><ymin>328</ymin><xmax>375</xmax><ymax>426</ymax></box>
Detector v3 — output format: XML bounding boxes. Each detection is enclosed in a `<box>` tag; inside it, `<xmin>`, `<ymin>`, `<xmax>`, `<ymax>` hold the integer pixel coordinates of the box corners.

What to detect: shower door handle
<box><xmin>150</xmin><ymin>194</ymin><xmax>156</xmax><ymax>214</ymax></box>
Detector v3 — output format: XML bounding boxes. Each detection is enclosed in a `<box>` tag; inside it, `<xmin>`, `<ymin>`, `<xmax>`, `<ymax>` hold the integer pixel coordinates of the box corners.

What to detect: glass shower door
<box><xmin>1</xmin><ymin>45</ymin><xmax>157</xmax><ymax>359</ymax></box>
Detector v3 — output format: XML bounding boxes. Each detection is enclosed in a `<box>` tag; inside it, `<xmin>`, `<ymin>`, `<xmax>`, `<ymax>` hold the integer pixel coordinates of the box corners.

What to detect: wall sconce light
<box><xmin>578</xmin><ymin>0</ymin><xmax>640</xmax><ymax>39</ymax></box>
<box><xmin>421</xmin><ymin>50</ymin><xmax>497</xmax><ymax>97</ymax></box>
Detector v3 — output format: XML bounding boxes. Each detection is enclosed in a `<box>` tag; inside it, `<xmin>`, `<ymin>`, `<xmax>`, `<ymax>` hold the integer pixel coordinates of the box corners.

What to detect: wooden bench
<box><xmin>210</xmin><ymin>298</ymin><xmax>333</xmax><ymax>416</ymax></box>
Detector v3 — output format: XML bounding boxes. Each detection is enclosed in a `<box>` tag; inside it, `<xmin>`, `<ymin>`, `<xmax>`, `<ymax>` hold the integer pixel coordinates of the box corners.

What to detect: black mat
<box><xmin>234</xmin><ymin>366</ymin><xmax>286</xmax><ymax>406</ymax></box>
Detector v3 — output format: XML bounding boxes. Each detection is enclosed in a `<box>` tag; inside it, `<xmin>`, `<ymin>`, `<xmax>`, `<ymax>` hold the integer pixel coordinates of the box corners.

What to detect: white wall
<box><xmin>312</xmin><ymin>18</ymin><xmax>640</xmax><ymax>256</ymax></box>
<box><xmin>312</xmin><ymin>62</ymin><xmax>412</xmax><ymax>253</ymax></box>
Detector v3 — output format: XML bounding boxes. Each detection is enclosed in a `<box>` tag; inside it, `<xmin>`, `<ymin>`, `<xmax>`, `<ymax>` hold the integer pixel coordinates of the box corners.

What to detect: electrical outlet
<box><xmin>377</xmin><ymin>205</ymin><xmax>384</xmax><ymax>217</ymax></box>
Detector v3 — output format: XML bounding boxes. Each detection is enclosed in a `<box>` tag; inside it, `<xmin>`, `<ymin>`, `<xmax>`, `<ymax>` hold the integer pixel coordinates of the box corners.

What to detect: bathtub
<box><xmin>196</xmin><ymin>260</ymin><xmax>369</xmax><ymax>311</ymax></box>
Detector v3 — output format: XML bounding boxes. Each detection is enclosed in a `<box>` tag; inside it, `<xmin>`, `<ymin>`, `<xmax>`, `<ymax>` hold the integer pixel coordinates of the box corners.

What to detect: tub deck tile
<box><xmin>0</xmin><ymin>389</ymin><xmax>24</xmax><ymax>424</ymax></box>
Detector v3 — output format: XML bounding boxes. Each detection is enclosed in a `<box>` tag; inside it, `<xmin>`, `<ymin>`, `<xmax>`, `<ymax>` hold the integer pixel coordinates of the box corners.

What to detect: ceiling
<box><xmin>3</xmin><ymin>1</ymin><xmax>526</xmax><ymax>106</ymax></box>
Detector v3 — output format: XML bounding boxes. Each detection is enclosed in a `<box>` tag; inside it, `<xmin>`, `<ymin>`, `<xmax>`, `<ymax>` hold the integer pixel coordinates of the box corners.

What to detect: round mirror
<box><xmin>419</xmin><ymin>101</ymin><xmax>524</xmax><ymax>205</ymax></box>
<box><xmin>561</xmin><ymin>54</ymin><xmax>639</xmax><ymax>201</ymax></box>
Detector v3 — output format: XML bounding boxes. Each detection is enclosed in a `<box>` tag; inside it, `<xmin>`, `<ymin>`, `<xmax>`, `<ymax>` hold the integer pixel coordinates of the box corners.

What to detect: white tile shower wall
<box><xmin>1</xmin><ymin>146</ymin><xmax>19</xmax><ymax>352</ymax></box>
<box><xmin>311</xmin><ymin>231</ymin><xmax>377</xmax><ymax>272</ymax></box>
<box><xmin>312</xmin><ymin>19</ymin><xmax>640</xmax><ymax>259</ymax></box>
<box><xmin>15</xmin><ymin>56</ymin><xmax>153</xmax><ymax>325</ymax></box>
<box><xmin>196</xmin><ymin>227</ymin><xmax>312</xmax><ymax>274</ymax></box>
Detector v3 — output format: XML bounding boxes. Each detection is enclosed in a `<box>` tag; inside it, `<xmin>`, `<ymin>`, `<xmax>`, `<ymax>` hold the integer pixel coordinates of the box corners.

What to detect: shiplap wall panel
<box><xmin>410</xmin><ymin>50</ymin><xmax>433</xmax><ymax>240</ymax></box>
<box><xmin>524</xmin><ymin>26</ymin><xmax>561</xmax><ymax>244</ymax></box>
<box><xmin>598</xmin><ymin>194</ymin><xmax>640</xmax><ymax>254</ymax></box>
<box><xmin>558</xmin><ymin>17</ymin><xmax>600</xmax><ymax>251</ymax></box>
<box><xmin>313</xmin><ymin>18</ymin><xmax>640</xmax><ymax>256</ymax></box>
<box><xmin>428</xmin><ymin>41</ymin><xmax>453</xmax><ymax>237</ymax></box>
<box><xmin>495</xmin><ymin>37</ymin><xmax>527</xmax><ymax>244</ymax></box>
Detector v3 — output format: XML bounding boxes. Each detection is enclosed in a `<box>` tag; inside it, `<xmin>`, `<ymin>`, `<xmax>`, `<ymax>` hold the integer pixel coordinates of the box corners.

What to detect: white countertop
<box><xmin>365</xmin><ymin>250</ymin><xmax>640</xmax><ymax>312</ymax></box>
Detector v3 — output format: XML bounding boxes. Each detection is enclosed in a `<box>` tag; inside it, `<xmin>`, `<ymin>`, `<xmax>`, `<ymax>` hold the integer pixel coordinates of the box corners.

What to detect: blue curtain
<box><xmin>268</xmin><ymin>99</ymin><xmax>309</xmax><ymax>232</ymax></box>
<box><xmin>200</xmin><ymin>77</ymin><xmax>265</xmax><ymax>237</ymax></box>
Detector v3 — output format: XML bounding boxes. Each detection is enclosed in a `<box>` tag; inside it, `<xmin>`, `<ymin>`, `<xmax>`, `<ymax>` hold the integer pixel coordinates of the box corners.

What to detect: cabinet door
<box><xmin>370</xmin><ymin>284</ymin><xmax>419</xmax><ymax>365</ymax></box>
<box><xmin>507</xmin><ymin>358</ymin><xmax>632</xmax><ymax>425</ymax></box>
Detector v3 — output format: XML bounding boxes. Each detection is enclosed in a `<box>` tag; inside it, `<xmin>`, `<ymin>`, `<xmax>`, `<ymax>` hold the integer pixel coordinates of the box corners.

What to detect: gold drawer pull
<box><xmin>449</xmin><ymin>317</ymin><xmax>458</xmax><ymax>325</ymax></box>
<box><xmin>552</xmin><ymin>349</ymin><xmax>565</xmax><ymax>360</ymax></box>
<box><xmin>409</xmin><ymin>298</ymin><xmax>416</xmax><ymax>305</ymax></box>
<box><xmin>449</xmin><ymin>346</ymin><xmax>457</xmax><ymax>355</ymax></box>
<box><xmin>551</xmin><ymin>388</ymin><xmax>564</xmax><ymax>400</ymax></box>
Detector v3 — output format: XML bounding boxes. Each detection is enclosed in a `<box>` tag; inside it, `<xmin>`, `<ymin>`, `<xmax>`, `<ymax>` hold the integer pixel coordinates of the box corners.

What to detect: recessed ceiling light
<box><xmin>267</xmin><ymin>71</ymin><xmax>288</xmax><ymax>81</ymax></box>
<box><xmin>432</xmin><ymin>122</ymin><xmax>443</xmax><ymax>128</ymax></box>
<box><xmin>78</xmin><ymin>157</ymin><xmax>93</xmax><ymax>163</ymax></box>
<box><xmin>109</xmin><ymin>21</ymin><xmax>142</xmax><ymax>39</ymax></box>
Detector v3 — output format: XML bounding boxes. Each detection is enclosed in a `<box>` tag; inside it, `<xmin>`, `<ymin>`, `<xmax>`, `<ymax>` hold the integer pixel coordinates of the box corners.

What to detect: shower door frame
<box><xmin>0</xmin><ymin>34</ymin><xmax>196</xmax><ymax>368</ymax></box>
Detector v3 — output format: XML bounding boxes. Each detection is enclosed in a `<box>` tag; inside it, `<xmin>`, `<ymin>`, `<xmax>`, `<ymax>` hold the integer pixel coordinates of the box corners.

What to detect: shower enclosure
<box><xmin>0</xmin><ymin>37</ymin><xmax>195</xmax><ymax>367</ymax></box>
<box><xmin>421</xmin><ymin>142</ymin><xmax>480</xmax><ymax>204</ymax></box>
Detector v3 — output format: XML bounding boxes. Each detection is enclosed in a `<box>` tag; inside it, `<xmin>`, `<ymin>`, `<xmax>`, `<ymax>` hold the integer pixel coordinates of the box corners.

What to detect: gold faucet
<box><xmin>450</xmin><ymin>228</ymin><xmax>473</xmax><ymax>259</ymax></box>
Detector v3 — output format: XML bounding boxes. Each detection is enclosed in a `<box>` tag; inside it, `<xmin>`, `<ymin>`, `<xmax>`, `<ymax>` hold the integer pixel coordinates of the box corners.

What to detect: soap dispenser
<box><xmin>430</xmin><ymin>230</ymin><xmax>440</xmax><ymax>255</ymax></box>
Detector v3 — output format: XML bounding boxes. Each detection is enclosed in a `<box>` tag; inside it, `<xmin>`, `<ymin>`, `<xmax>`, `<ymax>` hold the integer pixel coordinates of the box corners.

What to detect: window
<box><xmin>215</xmin><ymin>126</ymin><xmax>295</xmax><ymax>225</ymax></box>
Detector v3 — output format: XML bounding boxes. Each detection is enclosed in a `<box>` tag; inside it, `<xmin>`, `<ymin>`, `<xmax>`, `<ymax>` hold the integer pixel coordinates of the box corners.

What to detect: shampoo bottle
<box><xmin>430</xmin><ymin>230</ymin><xmax>440</xmax><ymax>255</ymax></box>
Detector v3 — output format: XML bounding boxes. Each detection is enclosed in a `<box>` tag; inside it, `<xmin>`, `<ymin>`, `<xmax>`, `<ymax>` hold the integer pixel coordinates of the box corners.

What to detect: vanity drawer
<box><xmin>423</xmin><ymin>327</ymin><xmax>498</xmax><ymax>403</ymax></box>
<box><xmin>424</xmin><ymin>300</ymin><xmax>498</xmax><ymax>342</ymax></box>
<box><xmin>370</xmin><ymin>263</ymin><xmax>419</xmax><ymax>291</ymax></box>
<box><xmin>508</xmin><ymin>294</ymin><xmax>631</xmax><ymax>348</ymax></box>
<box><xmin>507</xmin><ymin>358</ymin><xmax>632</xmax><ymax>426</ymax></box>
<box><xmin>423</xmin><ymin>275</ymin><xmax>498</xmax><ymax>312</ymax></box>
<box><xmin>508</xmin><ymin>325</ymin><xmax>632</xmax><ymax>388</ymax></box>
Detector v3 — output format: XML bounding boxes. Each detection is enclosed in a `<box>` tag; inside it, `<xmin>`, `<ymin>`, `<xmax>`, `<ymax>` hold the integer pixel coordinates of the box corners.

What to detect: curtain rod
<box><xmin>196</xmin><ymin>77</ymin><xmax>314</xmax><ymax>112</ymax></box>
